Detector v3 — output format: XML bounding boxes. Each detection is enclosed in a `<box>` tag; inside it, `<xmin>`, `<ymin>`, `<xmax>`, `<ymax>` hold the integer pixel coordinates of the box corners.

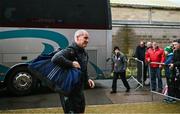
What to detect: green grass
<box><xmin>0</xmin><ymin>102</ymin><xmax>180</xmax><ymax>113</ymax></box>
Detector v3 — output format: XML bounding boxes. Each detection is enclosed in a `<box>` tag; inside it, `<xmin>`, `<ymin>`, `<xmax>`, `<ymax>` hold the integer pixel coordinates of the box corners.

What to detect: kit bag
<box><xmin>28</xmin><ymin>50</ymin><xmax>81</xmax><ymax>96</ymax></box>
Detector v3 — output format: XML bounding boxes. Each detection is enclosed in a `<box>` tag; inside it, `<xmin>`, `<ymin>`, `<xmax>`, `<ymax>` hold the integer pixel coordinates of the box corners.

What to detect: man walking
<box><xmin>110</xmin><ymin>46</ymin><xmax>130</xmax><ymax>93</ymax></box>
<box><xmin>52</xmin><ymin>30</ymin><xmax>95</xmax><ymax>113</ymax></box>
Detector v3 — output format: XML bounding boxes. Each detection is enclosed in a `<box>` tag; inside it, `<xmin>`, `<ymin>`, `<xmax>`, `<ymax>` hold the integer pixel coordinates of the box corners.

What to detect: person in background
<box><xmin>144</xmin><ymin>41</ymin><xmax>152</xmax><ymax>85</ymax></box>
<box><xmin>110</xmin><ymin>46</ymin><xmax>130</xmax><ymax>93</ymax></box>
<box><xmin>146</xmin><ymin>41</ymin><xmax>152</xmax><ymax>50</ymax></box>
<box><xmin>134</xmin><ymin>41</ymin><xmax>147</xmax><ymax>84</ymax></box>
<box><xmin>163</xmin><ymin>46</ymin><xmax>174</xmax><ymax>103</ymax></box>
<box><xmin>52</xmin><ymin>30</ymin><xmax>95</xmax><ymax>113</ymax></box>
<box><xmin>170</xmin><ymin>39</ymin><xmax>180</xmax><ymax>99</ymax></box>
<box><xmin>145</xmin><ymin>42</ymin><xmax>165</xmax><ymax>92</ymax></box>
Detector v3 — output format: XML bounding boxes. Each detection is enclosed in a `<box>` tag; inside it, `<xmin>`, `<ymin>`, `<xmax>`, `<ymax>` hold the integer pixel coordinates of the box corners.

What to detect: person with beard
<box><xmin>110</xmin><ymin>46</ymin><xmax>130</xmax><ymax>93</ymax></box>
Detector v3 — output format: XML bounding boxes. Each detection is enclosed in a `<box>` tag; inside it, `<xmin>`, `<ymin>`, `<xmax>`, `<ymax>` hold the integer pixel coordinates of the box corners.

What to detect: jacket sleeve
<box><xmin>173</xmin><ymin>50</ymin><xmax>180</xmax><ymax>67</ymax></box>
<box><xmin>161</xmin><ymin>50</ymin><xmax>165</xmax><ymax>63</ymax></box>
<box><xmin>122</xmin><ymin>56</ymin><xmax>127</xmax><ymax>70</ymax></box>
<box><xmin>145</xmin><ymin>49</ymin><xmax>150</xmax><ymax>62</ymax></box>
<box><xmin>111</xmin><ymin>56</ymin><xmax>115</xmax><ymax>72</ymax></box>
<box><xmin>51</xmin><ymin>48</ymin><xmax>75</xmax><ymax>68</ymax></box>
<box><xmin>134</xmin><ymin>46</ymin><xmax>138</xmax><ymax>58</ymax></box>
<box><xmin>174</xmin><ymin>61</ymin><xmax>180</xmax><ymax>67</ymax></box>
<box><xmin>164</xmin><ymin>56</ymin><xmax>173</xmax><ymax>65</ymax></box>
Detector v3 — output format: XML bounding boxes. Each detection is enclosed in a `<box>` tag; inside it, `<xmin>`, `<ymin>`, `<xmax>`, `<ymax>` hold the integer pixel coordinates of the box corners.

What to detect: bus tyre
<box><xmin>7</xmin><ymin>66</ymin><xmax>37</xmax><ymax>96</ymax></box>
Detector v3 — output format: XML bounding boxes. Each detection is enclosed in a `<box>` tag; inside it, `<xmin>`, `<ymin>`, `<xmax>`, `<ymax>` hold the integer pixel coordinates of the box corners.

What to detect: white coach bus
<box><xmin>0</xmin><ymin>0</ymin><xmax>112</xmax><ymax>95</ymax></box>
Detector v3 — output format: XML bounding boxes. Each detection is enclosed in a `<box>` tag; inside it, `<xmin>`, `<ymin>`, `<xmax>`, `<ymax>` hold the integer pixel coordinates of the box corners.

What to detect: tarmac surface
<box><xmin>0</xmin><ymin>79</ymin><xmax>165</xmax><ymax>110</ymax></box>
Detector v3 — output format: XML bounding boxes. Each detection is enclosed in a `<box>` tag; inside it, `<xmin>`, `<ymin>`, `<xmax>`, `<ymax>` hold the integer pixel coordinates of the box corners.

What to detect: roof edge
<box><xmin>111</xmin><ymin>3</ymin><xmax>180</xmax><ymax>10</ymax></box>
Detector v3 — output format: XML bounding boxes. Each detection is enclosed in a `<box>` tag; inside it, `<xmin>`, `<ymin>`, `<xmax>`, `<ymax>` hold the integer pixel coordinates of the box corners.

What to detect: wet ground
<box><xmin>0</xmin><ymin>79</ymin><xmax>166</xmax><ymax>110</ymax></box>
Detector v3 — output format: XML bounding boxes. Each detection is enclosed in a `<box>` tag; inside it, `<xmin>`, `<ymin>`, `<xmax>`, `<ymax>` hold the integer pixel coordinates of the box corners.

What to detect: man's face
<box><xmin>152</xmin><ymin>42</ymin><xmax>158</xmax><ymax>49</ymax></box>
<box><xmin>146</xmin><ymin>42</ymin><xmax>152</xmax><ymax>48</ymax></box>
<box><xmin>172</xmin><ymin>42</ymin><xmax>180</xmax><ymax>50</ymax></box>
<box><xmin>115</xmin><ymin>49</ymin><xmax>120</xmax><ymax>55</ymax></box>
<box><xmin>140</xmin><ymin>41</ymin><xmax>145</xmax><ymax>47</ymax></box>
<box><xmin>76</xmin><ymin>33</ymin><xmax>89</xmax><ymax>48</ymax></box>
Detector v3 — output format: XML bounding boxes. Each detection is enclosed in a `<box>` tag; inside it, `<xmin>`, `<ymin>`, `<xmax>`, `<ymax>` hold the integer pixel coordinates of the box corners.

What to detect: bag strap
<box><xmin>67</xmin><ymin>46</ymin><xmax>88</xmax><ymax>62</ymax></box>
<box><xmin>67</xmin><ymin>46</ymin><xmax>78</xmax><ymax>61</ymax></box>
<box><xmin>48</xmin><ymin>47</ymin><xmax>62</xmax><ymax>56</ymax></box>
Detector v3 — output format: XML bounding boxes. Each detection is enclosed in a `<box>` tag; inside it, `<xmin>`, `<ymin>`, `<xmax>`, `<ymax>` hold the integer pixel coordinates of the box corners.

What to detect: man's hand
<box><xmin>169</xmin><ymin>63</ymin><xmax>174</xmax><ymax>69</ymax></box>
<box><xmin>159</xmin><ymin>64</ymin><xmax>162</xmax><ymax>69</ymax></box>
<box><xmin>147</xmin><ymin>59</ymin><xmax>150</xmax><ymax>63</ymax></box>
<box><xmin>88</xmin><ymin>79</ymin><xmax>95</xmax><ymax>88</ymax></box>
<box><xmin>72</xmin><ymin>61</ymin><xmax>81</xmax><ymax>69</ymax></box>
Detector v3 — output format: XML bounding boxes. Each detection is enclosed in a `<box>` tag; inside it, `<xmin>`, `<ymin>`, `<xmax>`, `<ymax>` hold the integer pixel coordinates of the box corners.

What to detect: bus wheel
<box><xmin>7</xmin><ymin>66</ymin><xmax>37</xmax><ymax>96</ymax></box>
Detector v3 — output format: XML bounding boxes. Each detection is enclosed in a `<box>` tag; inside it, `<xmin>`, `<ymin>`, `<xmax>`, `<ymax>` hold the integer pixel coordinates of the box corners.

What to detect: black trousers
<box><xmin>112</xmin><ymin>71</ymin><xmax>130</xmax><ymax>92</ymax></box>
<box><xmin>175</xmin><ymin>79</ymin><xmax>180</xmax><ymax>98</ymax></box>
<box><xmin>59</xmin><ymin>87</ymin><xmax>85</xmax><ymax>113</ymax></box>
<box><xmin>172</xmin><ymin>67</ymin><xmax>180</xmax><ymax>98</ymax></box>
<box><xmin>166</xmin><ymin>77</ymin><xmax>175</xmax><ymax>97</ymax></box>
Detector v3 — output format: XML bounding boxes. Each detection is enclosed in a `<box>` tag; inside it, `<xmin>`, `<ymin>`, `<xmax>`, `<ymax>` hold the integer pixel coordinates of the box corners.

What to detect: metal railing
<box><xmin>127</xmin><ymin>57</ymin><xmax>144</xmax><ymax>91</ymax></box>
<box><xmin>148</xmin><ymin>62</ymin><xmax>180</xmax><ymax>101</ymax></box>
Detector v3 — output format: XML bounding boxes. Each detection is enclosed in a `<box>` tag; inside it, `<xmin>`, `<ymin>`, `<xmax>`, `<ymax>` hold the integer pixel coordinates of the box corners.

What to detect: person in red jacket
<box><xmin>145</xmin><ymin>42</ymin><xmax>165</xmax><ymax>92</ymax></box>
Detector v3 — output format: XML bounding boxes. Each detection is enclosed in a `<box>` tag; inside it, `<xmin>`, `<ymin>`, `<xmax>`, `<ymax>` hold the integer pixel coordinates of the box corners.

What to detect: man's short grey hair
<box><xmin>74</xmin><ymin>29</ymin><xmax>89</xmax><ymax>39</ymax></box>
<box><xmin>146</xmin><ymin>41</ymin><xmax>152</xmax><ymax>47</ymax></box>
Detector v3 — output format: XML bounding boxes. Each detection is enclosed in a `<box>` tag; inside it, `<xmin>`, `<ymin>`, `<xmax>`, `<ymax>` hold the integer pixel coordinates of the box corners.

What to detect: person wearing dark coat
<box><xmin>170</xmin><ymin>39</ymin><xmax>180</xmax><ymax>99</ymax></box>
<box><xmin>51</xmin><ymin>30</ymin><xmax>95</xmax><ymax>113</ymax></box>
<box><xmin>163</xmin><ymin>46</ymin><xmax>174</xmax><ymax>103</ymax></box>
<box><xmin>134</xmin><ymin>41</ymin><xmax>147</xmax><ymax>84</ymax></box>
<box><xmin>110</xmin><ymin>46</ymin><xmax>130</xmax><ymax>93</ymax></box>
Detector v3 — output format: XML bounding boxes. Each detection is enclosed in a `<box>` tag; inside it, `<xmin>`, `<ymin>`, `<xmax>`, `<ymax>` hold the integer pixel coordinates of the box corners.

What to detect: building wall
<box><xmin>112</xmin><ymin>7</ymin><xmax>180</xmax><ymax>22</ymax></box>
<box><xmin>111</xmin><ymin>6</ymin><xmax>180</xmax><ymax>56</ymax></box>
<box><xmin>152</xmin><ymin>9</ymin><xmax>180</xmax><ymax>22</ymax></box>
<box><xmin>111</xmin><ymin>7</ymin><xmax>149</xmax><ymax>21</ymax></box>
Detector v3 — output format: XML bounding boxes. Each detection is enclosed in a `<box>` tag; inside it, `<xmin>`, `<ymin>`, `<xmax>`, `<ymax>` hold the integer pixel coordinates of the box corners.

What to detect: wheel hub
<box><xmin>13</xmin><ymin>72</ymin><xmax>32</xmax><ymax>91</ymax></box>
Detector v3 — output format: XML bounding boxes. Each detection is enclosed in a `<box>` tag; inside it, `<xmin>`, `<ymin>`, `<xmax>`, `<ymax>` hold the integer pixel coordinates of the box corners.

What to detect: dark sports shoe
<box><xmin>110</xmin><ymin>91</ymin><xmax>117</xmax><ymax>94</ymax></box>
<box><xmin>163</xmin><ymin>98</ymin><xmax>168</xmax><ymax>102</ymax></box>
<box><xmin>163</xmin><ymin>98</ymin><xmax>176</xmax><ymax>103</ymax></box>
<box><xmin>167</xmin><ymin>99</ymin><xmax>176</xmax><ymax>103</ymax></box>
<box><xmin>126</xmin><ymin>88</ymin><xmax>130</xmax><ymax>92</ymax></box>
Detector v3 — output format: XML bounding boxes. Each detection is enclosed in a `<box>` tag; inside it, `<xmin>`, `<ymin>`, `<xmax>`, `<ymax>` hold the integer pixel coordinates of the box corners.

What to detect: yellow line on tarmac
<box><xmin>0</xmin><ymin>102</ymin><xmax>179</xmax><ymax>114</ymax></box>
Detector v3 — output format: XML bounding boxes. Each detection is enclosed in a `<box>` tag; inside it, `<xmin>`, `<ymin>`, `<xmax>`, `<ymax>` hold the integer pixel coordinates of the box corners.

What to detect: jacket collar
<box><xmin>71</xmin><ymin>42</ymin><xmax>85</xmax><ymax>52</ymax></box>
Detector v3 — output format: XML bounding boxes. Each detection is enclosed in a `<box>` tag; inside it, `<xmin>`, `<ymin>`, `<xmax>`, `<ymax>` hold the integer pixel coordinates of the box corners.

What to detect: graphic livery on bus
<box><xmin>0</xmin><ymin>0</ymin><xmax>112</xmax><ymax>96</ymax></box>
